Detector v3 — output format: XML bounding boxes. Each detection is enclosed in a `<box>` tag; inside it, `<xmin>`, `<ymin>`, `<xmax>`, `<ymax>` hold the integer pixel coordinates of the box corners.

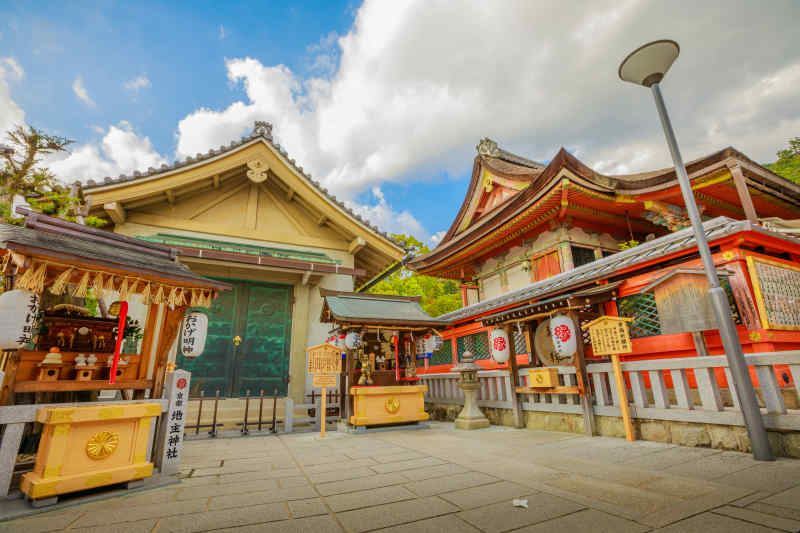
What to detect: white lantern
<box><xmin>0</xmin><ymin>290</ymin><xmax>40</xmax><ymax>350</ymax></box>
<box><xmin>489</xmin><ymin>328</ymin><xmax>510</xmax><ymax>363</ymax></box>
<box><xmin>334</xmin><ymin>332</ymin><xmax>346</xmax><ymax>349</ymax></box>
<box><xmin>345</xmin><ymin>331</ymin><xmax>361</xmax><ymax>349</ymax></box>
<box><xmin>549</xmin><ymin>314</ymin><xmax>577</xmax><ymax>360</ymax></box>
<box><xmin>181</xmin><ymin>311</ymin><xmax>208</xmax><ymax>358</ymax></box>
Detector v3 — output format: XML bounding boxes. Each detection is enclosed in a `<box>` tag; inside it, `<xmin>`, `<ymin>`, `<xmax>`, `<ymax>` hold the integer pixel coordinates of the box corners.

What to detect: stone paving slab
<box><xmin>512</xmin><ymin>508</ymin><xmax>649</xmax><ymax>533</ymax></box>
<box><xmin>337</xmin><ymin>497</ymin><xmax>459</xmax><ymax>532</ymax></box>
<box><xmin>457</xmin><ymin>492</ymin><xmax>584</xmax><ymax>532</ymax></box>
<box><xmin>2</xmin><ymin>422</ymin><xmax>799</xmax><ymax>533</ymax></box>
<box><xmin>653</xmin><ymin>511</ymin><xmax>782</xmax><ymax>532</ymax></box>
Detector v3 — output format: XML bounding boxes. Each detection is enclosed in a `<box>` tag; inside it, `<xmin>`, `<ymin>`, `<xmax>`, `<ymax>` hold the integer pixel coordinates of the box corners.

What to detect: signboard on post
<box><xmin>582</xmin><ymin>316</ymin><xmax>634</xmax><ymax>442</ymax></box>
<box><xmin>156</xmin><ymin>369</ymin><xmax>191</xmax><ymax>475</ymax></box>
<box><xmin>305</xmin><ymin>343</ymin><xmax>341</xmax><ymax>438</ymax></box>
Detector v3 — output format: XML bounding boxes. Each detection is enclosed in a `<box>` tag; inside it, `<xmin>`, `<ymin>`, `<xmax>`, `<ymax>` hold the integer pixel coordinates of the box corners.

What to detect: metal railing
<box><xmin>420</xmin><ymin>350</ymin><xmax>800</xmax><ymax>431</ymax></box>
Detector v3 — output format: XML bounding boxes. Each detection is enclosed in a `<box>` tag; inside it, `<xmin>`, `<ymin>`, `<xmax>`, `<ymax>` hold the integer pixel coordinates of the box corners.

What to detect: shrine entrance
<box><xmin>177</xmin><ymin>278</ymin><xmax>293</xmax><ymax>397</ymax></box>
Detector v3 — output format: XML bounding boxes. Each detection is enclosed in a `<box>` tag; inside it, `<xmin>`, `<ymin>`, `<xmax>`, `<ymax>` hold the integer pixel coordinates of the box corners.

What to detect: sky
<box><xmin>1</xmin><ymin>1</ymin><xmax>799</xmax><ymax>247</ymax></box>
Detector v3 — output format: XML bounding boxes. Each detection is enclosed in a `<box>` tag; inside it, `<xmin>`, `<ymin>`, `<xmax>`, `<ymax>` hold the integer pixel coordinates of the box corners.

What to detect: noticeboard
<box><xmin>313</xmin><ymin>374</ymin><xmax>337</xmax><ymax>388</ymax></box>
<box><xmin>747</xmin><ymin>256</ymin><xmax>800</xmax><ymax>331</ymax></box>
<box><xmin>306</xmin><ymin>343</ymin><xmax>342</xmax><ymax>375</ymax></box>
<box><xmin>582</xmin><ymin>316</ymin><xmax>633</xmax><ymax>356</ymax></box>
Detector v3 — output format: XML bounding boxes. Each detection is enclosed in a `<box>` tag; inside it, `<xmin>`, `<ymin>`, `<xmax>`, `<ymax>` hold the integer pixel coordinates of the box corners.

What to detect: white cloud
<box><xmin>0</xmin><ymin>57</ymin><xmax>24</xmax><ymax>136</ymax></box>
<box><xmin>173</xmin><ymin>0</ymin><xmax>800</xmax><ymax>220</ymax></box>
<box><xmin>429</xmin><ymin>231</ymin><xmax>446</xmax><ymax>248</ymax></box>
<box><xmin>72</xmin><ymin>76</ymin><xmax>94</xmax><ymax>107</ymax></box>
<box><xmin>124</xmin><ymin>75</ymin><xmax>151</xmax><ymax>92</ymax></box>
<box><xmin>50</xmin><ymin>121</ymin><xmax>165</xmax><ymax>183</ymax></box>
<box><xmin>344</xmin><ymin>187</ymin><xmax>427</xmax><ymax>240</ymax></box>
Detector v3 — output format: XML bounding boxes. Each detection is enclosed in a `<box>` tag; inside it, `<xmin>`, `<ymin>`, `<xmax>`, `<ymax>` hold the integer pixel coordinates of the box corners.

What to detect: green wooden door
<box><xmin>176</xmin><ymin>280</ymin><xmax>293</xmax><ymax>397</ymax></box>
<box><xmin>233</xmin><ymin>283</ymin><xmax>293</xmax><ymax>396</ymax></box>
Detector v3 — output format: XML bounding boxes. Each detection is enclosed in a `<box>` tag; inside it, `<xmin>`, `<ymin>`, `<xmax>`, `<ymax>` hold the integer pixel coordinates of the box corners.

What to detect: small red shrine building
<box><xmin>408</xmin><ymin>139</ymin><xmax>800</xmax><ymax>373</ymax></box>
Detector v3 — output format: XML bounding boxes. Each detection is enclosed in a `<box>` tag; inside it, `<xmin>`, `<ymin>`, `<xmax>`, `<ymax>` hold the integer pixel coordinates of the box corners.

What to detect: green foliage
<box><xmin>124</xmin><ymin>317</ymin><xmax>144</xmax><ymax>340</ymax></box>
<box><xmin>368</xmin><ymin>234</ymin><xmax>462</xmax><ymax>317</ymax></box>
<box><xmin>618</xmin><ymin>239</ymin><xmax>640</xmax><ymax>251</ymax></box>
<box><xmin>766</xmin><ymin>137</ymin><xmax>800</xmax><ymax>183</ymax></box>
<box><xmin>84</xmin><ymin>288</ymin><xmax>99</xmax><ymax>317</ymax></box>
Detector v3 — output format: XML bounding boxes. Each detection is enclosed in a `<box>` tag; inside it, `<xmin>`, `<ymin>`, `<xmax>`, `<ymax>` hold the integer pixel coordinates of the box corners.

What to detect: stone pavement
<box><xmin>3</xmin><ymin>422</ymin><xmax>800</xmax><ymax>532</ymax></box>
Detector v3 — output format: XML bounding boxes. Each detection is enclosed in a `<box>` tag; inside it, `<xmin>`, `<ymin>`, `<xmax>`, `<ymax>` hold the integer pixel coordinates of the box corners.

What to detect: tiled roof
<box><xmin>320</xmin><ymin>289</ymin><xmax>451</xmax><ymax>327</ymax></box>
<box><xmin>438</xmin><ymin>216</ymin><xmax>794</xmax><ymax>323</ymax></box>
<box><xmin>79</xmin><ymin>122</ymin><xmax>406</xmax><ymax>251</ymax></box>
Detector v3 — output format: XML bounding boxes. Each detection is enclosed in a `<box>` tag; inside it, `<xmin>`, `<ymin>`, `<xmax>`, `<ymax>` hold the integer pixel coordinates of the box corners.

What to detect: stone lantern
<box><xmin>451</xmin><ymin>351</ymin><xmax>489</xmax><ymax>430</ymax></box>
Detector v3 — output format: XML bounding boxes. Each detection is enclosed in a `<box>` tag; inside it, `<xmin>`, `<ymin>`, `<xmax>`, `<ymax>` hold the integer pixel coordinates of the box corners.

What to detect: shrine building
<box><xmin>409</xmin><ymin>138</ymin><xmax>800</xmax><ymax>371</ymax></box>
<box><xmin>79</xmin><ymin>122</ymin><xmax>405</xmax><ymax>402</ymax></box>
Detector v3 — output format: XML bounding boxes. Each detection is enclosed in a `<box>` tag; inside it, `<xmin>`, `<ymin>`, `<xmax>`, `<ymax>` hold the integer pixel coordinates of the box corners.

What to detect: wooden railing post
<box><xmin>284</xmin><ymin>398</ymin><xmax>294</xmax><ymax>433</ymax></box>
<box><xmin>504</xmin><ymin>325</ymin><xmax>523</xmax><ymax>428</ymax></box>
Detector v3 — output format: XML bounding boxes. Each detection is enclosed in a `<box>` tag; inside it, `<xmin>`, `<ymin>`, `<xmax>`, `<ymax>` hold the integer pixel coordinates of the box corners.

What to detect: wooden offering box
<box><xmin>21</xmin><ymin>402</ymin><xmax>160</xmax><ymax>502</ymax></box>
<box><xmin>349</xmin><ymin>385</ymin><xmax>429</xmax><ymax>427</ymax></box>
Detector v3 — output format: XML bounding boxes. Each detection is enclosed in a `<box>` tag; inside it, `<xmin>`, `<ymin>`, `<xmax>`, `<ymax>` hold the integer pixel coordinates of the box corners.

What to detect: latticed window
<box><xmin>618</xmin><ymin>293</ymin><xmax>661</xmax><ymax>338</ymax></box>
<box><xmin>430</xmin><ymin>339</ymin><xmax>453</xmax><ymax>366</ymax></box>
<box><xmin>457</xmin><ymin>331</ymin><xmax>491</xmax><ymax>360</ymax></box>
<box><xmin>512</xmin><ymin>330</ymin><xmax>527</xmax><ymax>355</ymax></box>
<box><xmin>618</xmin><ymin>279</ymin><xmax>743</xmax><ymax>339</ymax></box>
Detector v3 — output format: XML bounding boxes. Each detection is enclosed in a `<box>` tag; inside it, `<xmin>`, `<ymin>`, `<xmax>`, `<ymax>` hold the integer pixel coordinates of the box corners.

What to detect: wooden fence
<box><xmin>420</xmin><ymin>350</ymin><xmax>800</xmax><ymax>431</ymax></box>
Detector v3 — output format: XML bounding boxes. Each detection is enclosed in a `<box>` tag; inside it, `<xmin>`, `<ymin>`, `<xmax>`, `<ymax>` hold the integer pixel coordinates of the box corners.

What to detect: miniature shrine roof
<box><xmin>0</xmin><ymin>212</ymin><xmax>229</xmax><ymax>291</ymax></box>
<box><xmin>320</xmin><ymin>289</ymin><xmax>451</xmax><ymax>327</ymax></box>
<box><xmin>410</xmin><ymin>141</ymin><xmax>800</xmax><ymax>279</ymax></box>
<box><xmin>439</xmin><ymin>217</ymin><xmax>800</xmax><ymax>323</ymax></box>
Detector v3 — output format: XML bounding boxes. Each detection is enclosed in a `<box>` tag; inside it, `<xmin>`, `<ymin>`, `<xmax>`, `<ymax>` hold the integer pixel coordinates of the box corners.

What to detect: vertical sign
<box><xmin>306</xmin><ymin>343</ymin><xmax>341</xmax><ymax>438</ymax></box>
<box><xmin>158</xmin><ymin>369</ymin><xmax>190</xmax><ymax>475</ymax></box>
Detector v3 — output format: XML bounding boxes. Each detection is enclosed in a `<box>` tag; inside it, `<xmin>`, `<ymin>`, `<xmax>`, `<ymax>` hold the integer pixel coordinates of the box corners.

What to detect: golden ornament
<box><xmin>385</xmin><ymin>397</ymin><xmax>400</xmax><ymax>414</ymax></box>
<box><xmin>86</xmin><ymin>431</ymin><xmax>119</xmax><ymax>460</ymax></box>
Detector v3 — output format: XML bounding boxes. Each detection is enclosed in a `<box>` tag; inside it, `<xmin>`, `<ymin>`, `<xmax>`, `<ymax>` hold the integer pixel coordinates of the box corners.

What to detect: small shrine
<box><xmin>318</xmin><ymin>290</ymin><xmax>450</xmax><ymax>429</ymax></box>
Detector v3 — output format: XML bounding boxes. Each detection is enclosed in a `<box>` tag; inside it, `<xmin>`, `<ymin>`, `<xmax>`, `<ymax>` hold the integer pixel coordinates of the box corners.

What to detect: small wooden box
<box><xmin>528</xmin><ymin>367</ymin><xmax>559</xmax><ymax>388</ymax></box>
<box><xmin>74</xmin><ymin>366</ymin><xmax>98</xmax><ymax>381</ymax></box>
<box><xmin>37</xmin><ymin>365</ymin><xmax>63</xmax><ymax>382</ymax></box>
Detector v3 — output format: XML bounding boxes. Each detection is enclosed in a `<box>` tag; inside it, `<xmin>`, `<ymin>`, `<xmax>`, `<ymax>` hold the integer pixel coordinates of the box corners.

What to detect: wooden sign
<box><xmin>747</xmin><ymin>256</ymin><xmax>800</xmax><ymax>330</ymax></box>
<box><xmin>582</xmin><ymin>316</ymin><xmax>633</xmax><ymax>356</ymax></box>
<box><xmin>306</xmin><ymin>343</ymin><xmax>342</xmax><ymax>375</ymax></box>
<box><xmin>313</xmin><ymin>374</ymin><xmax>337</xmax><ymax>388</ymax></box>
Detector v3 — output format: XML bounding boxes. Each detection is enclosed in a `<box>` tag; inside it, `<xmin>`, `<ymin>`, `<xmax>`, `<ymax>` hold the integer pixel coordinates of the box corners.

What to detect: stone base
<box><xmin>454</xmin><ymin>416</ymin><xmax>490</xmax><ymax>430</ymax></box>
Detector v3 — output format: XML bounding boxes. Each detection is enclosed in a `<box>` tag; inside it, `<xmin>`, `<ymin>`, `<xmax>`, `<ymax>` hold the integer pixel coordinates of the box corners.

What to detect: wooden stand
<box><xmin>36</xmin><ymin>364</ymin><xmax>64</xmax><ymax>382</ymax></box>
<box><xmin>611</xmin><ymin>354</ymin><xmax>635</xmax><ymax>442</ymax></box>
<box><xmin>74</xmin><ymin>366</ymin><xmax>98</xmax><ymax>382</ymax></box>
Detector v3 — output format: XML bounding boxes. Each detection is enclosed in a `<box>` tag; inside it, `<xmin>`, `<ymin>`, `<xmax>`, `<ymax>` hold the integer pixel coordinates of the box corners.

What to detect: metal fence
<box><xmin>420</xmin><ymin>350</ymin><xmax>800</xmax><ymax>431</ymax></box>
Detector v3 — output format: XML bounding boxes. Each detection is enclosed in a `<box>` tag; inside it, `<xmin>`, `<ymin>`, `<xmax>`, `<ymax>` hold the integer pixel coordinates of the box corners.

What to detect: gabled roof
<box><xmin>410</xmin><ymin>141</ymin><xmax>800</xmax><ymax>278</ymax></box>
<box><xmin>319</xmin><ymin>289</ymin><xmax>451</xmax><ymax>327</ymax></box>
<box><xmin>80</xmin><ymin>122</ymin><xmax>405</xmax><ymax>257</ymax></box>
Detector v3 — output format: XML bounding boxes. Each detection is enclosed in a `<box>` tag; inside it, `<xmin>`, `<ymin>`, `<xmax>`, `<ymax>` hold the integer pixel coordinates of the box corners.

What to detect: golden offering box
<box><xmin>349</xmin><ymin>385</ymin><xmax>429</xmax><ymax>427</ymax></box>
<box><xmin>528</xmin><ymin>367</ymin><xmax>559</xmax><ymax>388</ymax></box>
<box><xmin>21</xmin><ymin>402</ymin><xmax>161</xmax><ymax>502</ymax></box>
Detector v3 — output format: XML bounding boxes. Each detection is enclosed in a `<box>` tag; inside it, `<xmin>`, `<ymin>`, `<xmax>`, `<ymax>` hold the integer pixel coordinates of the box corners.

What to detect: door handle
<box><xmin>233</xmin><ymin>335</ymin><xmax>242</xmax><ymax>346</ymax></box>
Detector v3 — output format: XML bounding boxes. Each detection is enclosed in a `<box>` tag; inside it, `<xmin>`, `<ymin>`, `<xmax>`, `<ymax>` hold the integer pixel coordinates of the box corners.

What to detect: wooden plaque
<box><xmin>582</xmin><ymin>316</ymin><xmax>633</xmax><ymax>356</ymax></box>
<box><xmin>747</xmin><ymin>256</ymin><xmax>800</xmax><ymax>331</ymax></box>
<box><xmin>313</xmin><ymin>374</ymin><xmax>337</xmax><ymax>388</ymax></box>
<box><xmin>306</xmin><ymin>343</ymin><xmax>342</xmax><ymax>375</ymax></box>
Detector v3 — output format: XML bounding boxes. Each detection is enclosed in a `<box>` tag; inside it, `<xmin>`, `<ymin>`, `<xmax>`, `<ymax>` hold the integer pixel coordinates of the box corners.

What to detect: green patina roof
<box><xmin>321</xmin><ymin>291</ymin><xmax>451</xmax><ymax>327</ymax></box>
<box><xmin>138</xmin><ymin>233</ymin><xmax>340</xmax><ymax>264</ymax></box>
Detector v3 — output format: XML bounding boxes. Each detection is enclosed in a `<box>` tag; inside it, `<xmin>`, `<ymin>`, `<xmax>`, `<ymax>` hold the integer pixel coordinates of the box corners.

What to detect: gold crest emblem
<box><xmin>86</xmin><ymin>431</ymin><xmax>119</xmax><ymax>460</ymax></box>
<box><xmin>385</xmin><ymin>397</ymin><xmax>400</xmax><ymax>414</ymax></box>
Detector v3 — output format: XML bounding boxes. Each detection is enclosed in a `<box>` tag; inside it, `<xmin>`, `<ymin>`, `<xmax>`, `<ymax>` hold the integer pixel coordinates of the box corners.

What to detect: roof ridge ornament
<box><xmin>476</xmin><ymin>138</ymin><xmax>500</xmax><ymax>157</ymax></box>
<box><xmin>246</xmin><ymin>159</ymin><xmax>268</xmax><ymax>183</ymax></box>
<box><xmin>253</xmin><ymin>121</ymin><xmax>273</xmax><ymax>140</ymax></box>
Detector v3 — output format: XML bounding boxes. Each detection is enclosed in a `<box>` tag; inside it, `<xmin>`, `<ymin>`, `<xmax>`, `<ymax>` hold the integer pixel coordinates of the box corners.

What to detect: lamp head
<box><xmin>619</xmin><ymin>39</ymin><xmax>680</xmax><ymax>87</ymax></box>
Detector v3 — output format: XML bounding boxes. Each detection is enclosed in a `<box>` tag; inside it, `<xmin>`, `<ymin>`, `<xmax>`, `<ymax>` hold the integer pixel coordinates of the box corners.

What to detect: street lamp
<box><xmin>619</xmin><ymin>40</ymin><xmax>774</xmax><ymax>461</ymax></box>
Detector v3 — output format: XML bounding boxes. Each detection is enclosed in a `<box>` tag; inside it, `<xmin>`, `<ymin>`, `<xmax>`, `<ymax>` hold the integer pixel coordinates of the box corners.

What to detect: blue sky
<box><xmin>1</xmin><ymin>1</ymin><xmax>799</xmax><ymax>245</ymax></box>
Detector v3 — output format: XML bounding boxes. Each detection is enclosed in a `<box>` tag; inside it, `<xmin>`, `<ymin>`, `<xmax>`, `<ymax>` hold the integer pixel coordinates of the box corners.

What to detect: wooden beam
<box><xmin>246</xmin><ymin>183</ymin><xmax>259</xmax><ymax>230</ymax></box>
<box><xmin>287</xmin><ymin>188</ymin><xmax>295</xmax><ymax>201</ymax></box>
<box><xmin>349</xmin><ymin>237</ymin><xmax>367</xmax><ymax>255</ymax></box>
<box><xmin>15</xmin><ymin>379</ymin><xmax>153</xmax><ymax>393</ymax></box>
<box><xmin>212</xmin><ymin>174</ymin><xmax>220</xmax><ymax>189</ymax></box>
<box><xmin>165</xmin><ymin>189</ymin><xmax>175</xmax><ymax>206</ymax></box>
<box><xmin>258</xmin><ymin>182</ymin><xmax>309</xmax><ymax>236</ymax></box>
<box><xmin>569</xmin><ymin>310</ymin><xmax>596</xmax><ymax>436</ymax></box>
<box><xmin>103</xmin><ymin>202</ymin><xmax>126</xmax><ymax>224</ymax></box>
<box><xmin>317</xmin><ymin>214</ymin><xmax>328</xmax><ymax>226</ymax></box>
<box><xmin>188</xmin><ymin>180</ymin><xmax>248</xmax><ymax>220</ymax></box>
<box><xmin>301</xmin><ymin>271</ymin><xmax>312</xmax><ymax>285</ymax></box>
<box><xmin>728</xmin><ymin>163</ymin><xmax>758</xmax><ymax>223</ymax></box>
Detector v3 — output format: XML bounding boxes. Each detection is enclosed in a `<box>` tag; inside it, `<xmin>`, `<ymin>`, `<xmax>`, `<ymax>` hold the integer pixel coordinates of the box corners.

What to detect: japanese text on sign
<box><xmin>306</xmin><ymin>343</ymin><xmax>342</xmax><ymax>375</ymax></box>
<box><xmin>584</xmin><ymin>317</ymin><xmax>633</xmax><ymax>356</ymax></box>
<box><xmin>160</xmin><ymin>370</ymin><xmax>190</xmax><ymax>474</ymax></box>
<box><xmin>313</xmin><ymin>374</ymin><xmax>337</xmax><ymax>388</ymax></box>
<box><xmin>18</xmin><ymin>292</ymin><xmax>40</xmax><ymax>347</ymax></box>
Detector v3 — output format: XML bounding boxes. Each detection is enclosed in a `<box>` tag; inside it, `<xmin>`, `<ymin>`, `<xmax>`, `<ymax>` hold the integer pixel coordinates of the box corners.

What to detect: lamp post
<box><xmin>619</xmin><ymin>40</ymin><xmax>773</xmax><ymax>461</ymax></box>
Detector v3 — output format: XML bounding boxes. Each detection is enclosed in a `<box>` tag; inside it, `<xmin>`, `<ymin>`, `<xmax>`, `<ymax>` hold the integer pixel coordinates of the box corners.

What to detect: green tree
<box><xmin>0</xmin><ymin>125</ymin><xmax>107</xmax><ymax>226</ymax></box>
<box><xmin>766</xmin><ymin>137</ymin><xmax>800</xmax><ymax>183</ymax></box>
<box><xmin>369</xmin><ymin>234</ymin><xmax>462</xmax><ymax>317</ymax></box>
